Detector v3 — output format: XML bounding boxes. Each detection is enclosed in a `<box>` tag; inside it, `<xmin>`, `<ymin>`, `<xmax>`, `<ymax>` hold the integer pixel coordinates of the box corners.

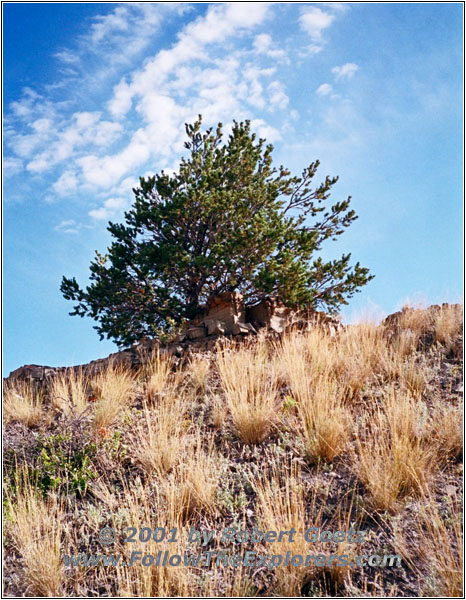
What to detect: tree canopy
<box><xmin>61</xmin><ymin>117</ymin><xmax>374</xmax><ymax>346</ymax></box>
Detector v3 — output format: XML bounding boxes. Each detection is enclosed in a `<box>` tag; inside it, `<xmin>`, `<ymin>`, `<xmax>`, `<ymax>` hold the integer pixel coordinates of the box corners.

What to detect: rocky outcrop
<box><xmin>5</xmin><ymin>293</ymin><xmax>343</xmax><ymax>385</ymax></box>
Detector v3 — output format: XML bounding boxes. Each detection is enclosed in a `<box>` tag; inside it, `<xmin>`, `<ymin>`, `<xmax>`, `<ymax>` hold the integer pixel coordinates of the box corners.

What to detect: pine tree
<box><xmin>61</xmin><ymin>117</ymin><xmax>373</xmax><ymax>346</ymax></box>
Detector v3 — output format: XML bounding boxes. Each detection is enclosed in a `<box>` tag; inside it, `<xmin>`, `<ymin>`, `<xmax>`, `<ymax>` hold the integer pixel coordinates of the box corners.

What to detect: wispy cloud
<box><xmin>332</xmin><ymin>62</ymin><xmax>359</xmax><ymax>80</ymax></box>
<box><xmin>54</xmin><ymin>219</ymin><xmax>80</xmax><ymax>234</ymax></box>
<box><xmin>316</xmin><ymin>83</ymin><xmax>333</xmax><ymax>96</ymax></box>
<box><xmin>299</xmin><ymin>6</ymin><xmax>336</xmax><ymax>55</ymax></box>
<box><xmin>4</xmin><ymin>2</ymin><xmax>347</xmax><ymax>232</ymax></box>
<box><xmin>88</xmin><ymin>197</ymin><xmax>128</xmax><ymax>221</ymax></box>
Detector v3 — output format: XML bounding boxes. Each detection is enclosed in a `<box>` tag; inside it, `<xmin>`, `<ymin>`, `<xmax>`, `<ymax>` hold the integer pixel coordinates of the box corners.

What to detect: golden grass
<box><xmin>351</xmin><ymin>389</ymin><xmax>438</xmax><ymax>511</ymax></box>
<box><xmin>392</xmin><ymin>492</ymin><xmax>463</xmax><ymax>597</ymax></box>
<box><xmin>217</xmin><ymin>343</ymin><xmax>278</xmax><ymax>444</ymax></box>
<box><xmin>333</xmin><ymin>323</ymin><xmax>387</xmax><ymax>400</ymax></box>
<box><xmin>168</xmin><ymin>431</ymin><xmax>220</xmax><ymax>521</ymax></box>
<box><xmin>254</xmin><ymin>460</ymin><xmax>311</xmax><ymax>596</ymax></box>
<box><xmin>278</xmin><ymin>332</ymin><xmax>351</xmax><ymax>462</ymax></box>
<box><xmin>91</xmin><ymin>364</ymin><xmax>135</xmax><ymax>430</ymax></box>
<box><xmin>3</xmin><ymin>380</ymin><xmax>46</xmax><ymax>427</ymax></box>
<box><xmin>428</xmin><ymin>401</ymin><xmax>463</xmax><ymax>463</ymax></box>
<box><xmin>5</xmin><ymin>472</ymin><xmax>63</xmax><ymax>596</ymax></box>
<box><xmin>434</xmin><ymin>303</ymin><xmax>463</xmax><ymax>357</ymax></box>
<box><xmin>132</xmin><ymin>397</ymin><xmax>187</xmax><ymax>476</ymax></box>
<box><xmin>143</xmin><ymin>350</ymin><xmax>174</xmax><ymax>403</ymax></box>
<box><xmin>115</xmin><ymin>485</ymin><xmax>189</xmax><ymax>597</ymax></box>
<box><xmin>50</xmin><ymin>368</ymin><xmax>88</xmax><ymax>416</ymax></box>
<box><xmin>188</xmin><ymin>356</ymin><xmax>210</xmax><ymax>392</ymax></box>
<box><xmin>298</xmin><ymin>376</ymin><xmax>351</xmax><ymax>463</ymax></box>
<box><xmin>3</xmin><ymin>304</ymin><xmax>463</xmax><ymax>597</ymax></box>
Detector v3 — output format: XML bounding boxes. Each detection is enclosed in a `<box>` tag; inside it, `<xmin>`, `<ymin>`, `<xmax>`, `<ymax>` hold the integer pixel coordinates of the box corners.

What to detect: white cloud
<box><xmin>253</xmin><ymin>33</ymin><xmax>287</xmax><ymax>60</ymax></box>
<box><xmin>268</xmin><ymin>81</ymin><xmax>289</xmax><ymax>109</ymax></box>
<box><xmin>89</xmin><ymin>197</ymin><xmax>128</xmax><ymax>220</ymax></box>
<box><xmin>4</xmin><ymin>157</ymin><xmax>23</xmax><ymax>177</ymax></box>
<box><xmin>52</xmin><ymin>171</ymin><xmax>78</xmax><ymax>196</ymax></box>
<box><xmin>316</xmin><ymin>83</ymin><xmax>333</xmax><ymax>96</ymax></box>
<box><xmin>108</xmin><ymin>3</ymin><xmax>271</xmax><ymax>118</ymax></box>
<box><xmin>250</xmin><ymin>119</ymin><xmax>281</xmax><ymax>143</ymax></box>
<box><xmin>332</xmin><ymin>63</ymin><xmax>359</xmax><ymax>80</ymax></box>
<box><xmin>54</xmin><ymin>49</ymin><xmax>80</xmax><ymax>65</ymax></box>
<box><xmin>5</xmin><ymin>2</ymin><xmax>298</xmax><ymax>222</ymax></box>
<box><xmin>299</xmin><ymin>7</ymin><xmax>335</xmax><ymax>42</ymax></box>
<box><xmin>55</xmin><ymin>219</ymin><xmax>80</xmax><ymax>234</ymax></box>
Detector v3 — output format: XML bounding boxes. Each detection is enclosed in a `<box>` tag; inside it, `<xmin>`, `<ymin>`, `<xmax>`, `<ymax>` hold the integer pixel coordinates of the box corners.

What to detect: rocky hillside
<box><xmin>3</xmin><ymin>303</ymin><xmax>463</xmax><ymax>597</ymax></box>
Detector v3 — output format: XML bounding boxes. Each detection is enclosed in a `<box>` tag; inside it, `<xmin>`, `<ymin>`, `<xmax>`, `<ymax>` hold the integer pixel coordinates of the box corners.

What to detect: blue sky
<box><xmin>3</xmin><ymin>2</ymin><xmax>463</xmax><ymax>374</ymax></box>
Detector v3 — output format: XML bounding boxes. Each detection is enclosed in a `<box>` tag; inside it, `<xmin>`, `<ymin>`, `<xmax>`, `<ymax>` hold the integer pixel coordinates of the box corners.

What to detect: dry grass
<box><xmin>188</xmin><ymin>356</ymin><xmax>210</xmax><ymax>392</ymax></box>
<box><xmin>91</xmin><ymin>364</ymin><xmax>135</xmax><ymax>430</ymax></box>
<box><xmin>50</xmin><ymin>368</ymin><xmax>88</xmax><ymax>416</ymax></box>
<box><xmin>254</xmin><ymin>460</ymin><xmax>311</xmax><ymax>596</ymax></box>
<box><xmin>428</xmin><ymin>401</ymin><xmax>463</xmax><ymax>463</ymax></box>
<box><xmin>351</xmin><ymin>389</ymin><xmax>438</xmax><ymax>511</ymax></box>
<box><xmin>217</xmin><ymin>343</ymin><xmax>279</xmax><ymax>444</ymax></box>
<box><xmin>298</xmin><ymin>375</ymin><xmax>351</xmax><ymax>463</ymax></box>
<box><xmin>434</xmin><ymin>303</ymin><xmax>463</xmax><ymax>357</ymax></box>
<box><xmin>3</xmin><ymin>304</ymin><xmax>463</xmax><ymax>597</ymax></box>
<box><xmin>115</xmin><ymin>485</ymin><xmax>190</xmax><ymax>597</ymax></box>
<box><xmin>392</xmin><ymin>491</ymin><xmax>463</xmax><ymax>597</ymax></box>
<box><xmin>132</xmin><ymin>396</ymin><xmax>188</xmax><ymax>476</ymax></box>
<box><xmin>3</xmin><ymin>380</ymin><xmax>46</xmax><ymax>427</ymax></box>
<box><xmin>397</xmin><ymin>304</ymin><xmax>432</xmax><ymax>339</ymax></box>
<box><xmin>278</xmin><ymin>332</ymin><xmax>351</xmax><ymax>462</ymax></box>
<box><xmin>167</xmin><ymin>431</ymin><xmax>220</xmax><ymax>521</ymax></box>
<box><xmin>5</xmin><ymin>471</ymin><xmax>63</xmax><ymax>596</ymax></box>
<box><xmin>143</xmin><ymin>350</ymin><xmax>174</xmax><ymax>403</ymax></box>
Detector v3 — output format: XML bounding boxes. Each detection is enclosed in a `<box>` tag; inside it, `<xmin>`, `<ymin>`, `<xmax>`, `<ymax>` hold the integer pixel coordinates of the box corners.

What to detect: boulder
<box><xmin>186</xmin><ymin>325</ymin><xmax>207</xmax><ymax>340</ymax></box>
<box><xmin>246</xmin><ymin>297</ymin><xmax>291</xmax><ymax>333</ymax></box>
<box><xmin>203</xmin><ymin>291</ymin><xmax>246</xmax><ymax>335</ymax></box>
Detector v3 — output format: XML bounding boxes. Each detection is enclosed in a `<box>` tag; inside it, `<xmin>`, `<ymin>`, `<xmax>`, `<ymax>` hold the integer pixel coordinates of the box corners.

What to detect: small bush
<box><xmin>32</xmin><ymin>432</ymin><xmax>98</xmax><ymax>496</ymax></box>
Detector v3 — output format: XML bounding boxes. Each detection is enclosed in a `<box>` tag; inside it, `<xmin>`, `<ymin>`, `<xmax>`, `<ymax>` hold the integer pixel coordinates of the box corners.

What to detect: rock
<box><xmin>232</xmin><ymin>321</ymin><xmax>257</xmax><ymax>335</ymax></box>
<box><xmin>445</xmin><ymin>484</ymin><xmax>458</xmax><ymax>497</ymax></box>
<box><xmin>203</xmin><ymin>291</ymin><xmax>246</xmax><ymax>335</ymax></box>
<box><xmin>186</xmin><ymin>326</ymin><xmax>207</xmax><ymax>340</ymax></box>
<box><xmin>246</xmin><ymin>297</ymin><xmax>291</xmax><ymax>333</ymax></box>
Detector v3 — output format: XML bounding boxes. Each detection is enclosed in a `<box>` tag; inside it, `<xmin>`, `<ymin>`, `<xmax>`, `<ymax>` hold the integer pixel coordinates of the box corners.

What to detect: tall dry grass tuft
<box><xmin>397</xmin><ymin>304</ymin><xmax>432</xmax><ymax>339</ymax></box>
<box><xmin>167</xmin><ymin>431</ymin><xmax>220</xmax><ymax>521</ymax></box>
<box><xmin>3</xmin><ymin>380</ymin><xmax>46</xmax><ymax>427</ymax></box>
<box><xmin>254</xmin><ymin>460</ymin><xmax>311</xmax><ymax>596</ymax></box>
<box><xmin>91</xmin><ymin>364</ymin><xmax>135</xmax><ymax>430</ymax></box>
<box><xmin>188</xmin><ymin>356</ymin><xmax>210</xmax><ymax>392</ymax></box>
<box><xmin>389</xmin><ymin>355</ymin><xmax>428</xmax><ymax>395</ymax></box>
<box><xmin>132</xmin><ymin>395</ymin><xmax>188</xmax><ymax>476</ymax></box>
<box><xmin>393</xmin><ymin>492</ymin><xmax>463</xmax><ymax>597</ymax></box>
<box><xmin>434</xmin><ymin>303</ymin><xmax>463</xmax><ymax>357</ymax></box>
<box><xmin>333</xmin><ymin>323</ymin><xmax>387</xmax><ymax>400</ymax></box>
<box><xmin>351</xmin><ymin>389</ymin><xmax>437</xmax><ymax>511</ymax></box>
<box><xmin>298</xmin><ymin>375</ymin><xmax>351</xmax><ymax>463</ymax></box>
<box><xmin>5</xmin><ymin>471</ymin><xmax>63</xmax><ymax>596</ymax></box>
<box><xmin>143</xmin><ymin>350</ymin><xmax>174</xmax><ymax>403</ymax></box>
<box><xmin>217</xmin><ymin>344</ymin><xmax>279</xmax><ymax>444</ymax></box>
<box><xmin>115</xmin><ymin>485</ymin><xmax>190</xmax><ymax>597</ymax></box>
<box><xmin>278</xmin><ymin>332</ymin><xmax>351</xmax><ymax>463</ymax></box>
<box><xmin>51</xmin><ymin>368</ymin><xmax>88</xmax><ymax>416</ymax></box>
<box><xmin>428</xmin><ymin>401</ymin><xmax>463</xmax><ymax>464</ymax></box>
